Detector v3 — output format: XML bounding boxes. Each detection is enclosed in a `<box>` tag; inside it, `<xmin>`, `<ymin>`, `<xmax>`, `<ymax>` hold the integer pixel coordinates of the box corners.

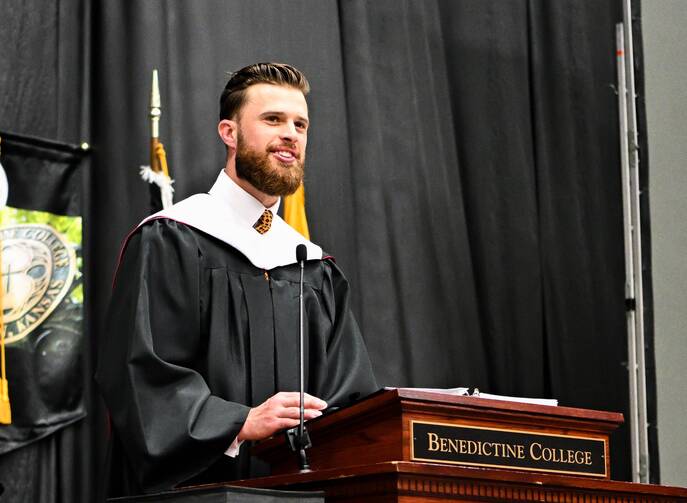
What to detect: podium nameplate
<box><xmin>410</xmin><ymin>420</ymin><xmax>607</xmax><ymax>477</ymax></box>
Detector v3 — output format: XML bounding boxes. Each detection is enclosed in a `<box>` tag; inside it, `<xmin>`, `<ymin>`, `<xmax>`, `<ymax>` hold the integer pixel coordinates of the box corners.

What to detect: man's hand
<box><xmin>237</xmin><ymin>392</ymin><xmax>327</xmax><ymax>442</ymax></box>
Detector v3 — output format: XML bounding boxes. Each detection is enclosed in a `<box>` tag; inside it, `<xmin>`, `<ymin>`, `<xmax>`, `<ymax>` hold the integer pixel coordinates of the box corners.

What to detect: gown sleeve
<box><xmin>95</xmin><ymin>220</ymin><xmax>249</xmax><ymax>493</ymax></box>
<box><xmin>315</xmin><ymin>259</ymin><xmax>379</xmax><ymax>407</ymax></box>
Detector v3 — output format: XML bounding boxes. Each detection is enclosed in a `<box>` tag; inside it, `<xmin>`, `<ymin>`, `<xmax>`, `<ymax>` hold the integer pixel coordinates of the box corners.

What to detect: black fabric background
<box><xmin>0</xmin><ymin>0</ymin><xmax>657</xmax><ymax>500</ymax></box>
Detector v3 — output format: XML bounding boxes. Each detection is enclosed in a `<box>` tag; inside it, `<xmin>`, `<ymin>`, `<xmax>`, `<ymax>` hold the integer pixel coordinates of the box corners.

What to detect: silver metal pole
<box><xmin>623</xmin><ymin>0</ymin><xmax>650</xmax><ymax>482</ymax></box>
<box><xmin>616</xmin><ymin>23</ymin><xmax>641</xmax><ymax>483</ymax></box>
<box><xmin>618</xmin><ymin>0</ymin><xmax>651</xmax><ymax>481</ymax></box>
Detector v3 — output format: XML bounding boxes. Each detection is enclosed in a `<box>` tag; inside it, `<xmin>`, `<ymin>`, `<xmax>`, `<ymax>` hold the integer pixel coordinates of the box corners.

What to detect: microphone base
<box><xmin>298</xmin><ymin>448</ymin><xmax>311</xmax><ymax>472</ymax></box>
<box><xmin>285</xmin><ymin>426</ymin><xmax>313</xmax><ymax>472</ymax></box>
<box><xmin>285</xmin><ymin>425</ymin><xmax>312</xmax><ymax>451</ymax></box>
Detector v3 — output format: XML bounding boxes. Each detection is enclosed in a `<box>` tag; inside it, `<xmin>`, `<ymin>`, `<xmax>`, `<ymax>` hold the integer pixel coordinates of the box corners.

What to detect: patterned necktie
<box><xmin>253</xmin><ymin>209</ymin><xmax>273</xmax><ymax>234</ymax></box>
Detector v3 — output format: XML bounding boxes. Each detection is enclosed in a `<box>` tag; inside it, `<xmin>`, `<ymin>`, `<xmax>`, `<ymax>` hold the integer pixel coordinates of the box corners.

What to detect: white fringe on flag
<box><xmin>139</xmin><ymin>165</ymin><xmax>174</xmax><ymax>210</ymax></box>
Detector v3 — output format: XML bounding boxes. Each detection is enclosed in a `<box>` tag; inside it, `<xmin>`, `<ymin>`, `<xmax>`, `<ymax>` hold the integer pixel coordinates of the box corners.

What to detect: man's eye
<box><xmin>296</xmin><ymin>122</ymin><xmax>308</xmax><ymax>130</ymax></box>
<box><xmin>265</xmin><ymin>116</ymin><xmax>280</xmax><ymax>123</ymax></box>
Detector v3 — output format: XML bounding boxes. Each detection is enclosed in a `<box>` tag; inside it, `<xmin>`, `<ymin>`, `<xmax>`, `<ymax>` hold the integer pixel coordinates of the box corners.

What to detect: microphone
<box><xmin>286</xmin><ymin>244</ymin><xmax>312</xmax><ymax>471</ymax></box>
<box><xmin>296</xmin><ymin>243</ymin><xmax>307</xmax><ymax>263</ymax></box>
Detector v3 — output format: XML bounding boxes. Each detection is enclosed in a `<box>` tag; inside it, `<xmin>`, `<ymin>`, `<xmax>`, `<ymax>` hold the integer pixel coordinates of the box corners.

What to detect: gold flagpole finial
<box><xmin>142</xmin><ymin>68</ymin><xmax>171</xmax><ymax>205</ymax></box>
<box><xmin>150</xmin><ymin>69</ymin><xmax>161</xmax><ymax>131</ymax></box>
<box><xmin>150</xmin><ymin>69</ymin><xmax>162</xmax><ymax>172</ymax></box>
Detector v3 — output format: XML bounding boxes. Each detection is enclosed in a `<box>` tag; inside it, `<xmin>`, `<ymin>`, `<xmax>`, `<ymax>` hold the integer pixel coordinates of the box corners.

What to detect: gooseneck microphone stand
<box><xmin>286</xmin><ymin>244</ymin><xmax>312</xmax><ymax>471</ymax></box>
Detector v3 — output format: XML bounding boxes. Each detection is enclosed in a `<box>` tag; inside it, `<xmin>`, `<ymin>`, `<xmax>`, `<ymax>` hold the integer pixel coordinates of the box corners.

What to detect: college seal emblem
<box><xmin>1</xmin><ymin>224</ymin><xmax>76</xmax><ymax>344</ymax></box>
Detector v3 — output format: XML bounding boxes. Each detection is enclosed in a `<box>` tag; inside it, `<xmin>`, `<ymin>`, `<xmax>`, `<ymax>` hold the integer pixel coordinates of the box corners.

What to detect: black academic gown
<box><xmin>96</xmin><ymin>219</ymin><xmax>378</xmax><ymax>495</ymax></box>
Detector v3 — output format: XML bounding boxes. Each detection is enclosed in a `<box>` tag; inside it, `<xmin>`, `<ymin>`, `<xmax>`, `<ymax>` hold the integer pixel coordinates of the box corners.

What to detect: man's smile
<box><xmin>270</xmin><ymin>147</ymin><xmax>298</xmax><ymax>164</ymax></box>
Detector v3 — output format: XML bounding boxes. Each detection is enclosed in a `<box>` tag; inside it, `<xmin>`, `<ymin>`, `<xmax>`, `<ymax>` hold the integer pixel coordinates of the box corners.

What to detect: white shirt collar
<box><xmin>208</xmin><ymin>170</ymin><xmax>280</xmax><ymax>231</ymax></box>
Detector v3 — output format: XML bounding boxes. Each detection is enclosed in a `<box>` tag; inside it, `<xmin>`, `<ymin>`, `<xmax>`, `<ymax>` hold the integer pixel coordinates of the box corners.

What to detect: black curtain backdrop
<box><xmin>0</xmin><ymin>0</ymin><xmax>658</xmax><ymax>500</ymax></box>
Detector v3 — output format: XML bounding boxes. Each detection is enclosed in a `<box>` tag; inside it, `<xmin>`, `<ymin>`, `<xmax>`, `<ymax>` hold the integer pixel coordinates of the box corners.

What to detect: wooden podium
<box><xmin>229</xmin><ymin>388</ymin><xmax>687</xmax><ymax>502</ymax></box>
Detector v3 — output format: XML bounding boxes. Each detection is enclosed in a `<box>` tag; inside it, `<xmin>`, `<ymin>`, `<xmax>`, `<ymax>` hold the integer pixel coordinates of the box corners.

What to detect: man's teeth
<box><xmin>276</xmin><ymin>151</ymin><xmax>294</xmax><ymax>158</ymax></box>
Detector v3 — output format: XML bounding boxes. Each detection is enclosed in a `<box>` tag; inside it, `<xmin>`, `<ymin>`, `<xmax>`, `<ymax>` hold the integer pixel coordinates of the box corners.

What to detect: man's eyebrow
<box><xmin>259</xmin><ymin>111</ymin><xmax>309</xmax><ymax>124</ymax></box>
<box><xmin>259</xmin><ymin>110</ymin><xmax>284</xmax><ymax>117</ymax></box>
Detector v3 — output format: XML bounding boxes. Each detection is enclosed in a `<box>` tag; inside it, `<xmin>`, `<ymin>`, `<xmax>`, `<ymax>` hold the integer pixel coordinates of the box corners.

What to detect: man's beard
<box><xmin>235</xmin><ymin>133</ymin><xmax>305</xmax><ymax>197</ymax></box>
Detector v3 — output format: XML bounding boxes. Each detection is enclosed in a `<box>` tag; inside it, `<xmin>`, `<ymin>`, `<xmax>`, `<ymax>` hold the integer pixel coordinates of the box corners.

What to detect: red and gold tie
<box><xmin>253</xmin><ymin>209</ymin><xmax>273</xmax><ymax>234</ymax></box>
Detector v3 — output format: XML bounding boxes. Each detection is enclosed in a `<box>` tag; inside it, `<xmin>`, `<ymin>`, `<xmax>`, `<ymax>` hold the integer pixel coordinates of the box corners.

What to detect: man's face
<box><xmin>234</xmin><ymin>83</ymin><xmax>309</xmax><ymax>197</ymax></box>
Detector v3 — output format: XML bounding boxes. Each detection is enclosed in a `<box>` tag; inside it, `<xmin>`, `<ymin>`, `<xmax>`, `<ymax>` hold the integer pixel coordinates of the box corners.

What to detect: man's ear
<box><xmin>218</xmin><ymin>119</ymin><xmax>238</xmax><ymax>150</ymax></box>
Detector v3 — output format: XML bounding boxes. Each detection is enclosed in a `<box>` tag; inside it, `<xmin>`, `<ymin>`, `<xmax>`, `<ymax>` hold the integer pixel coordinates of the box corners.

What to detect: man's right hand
<box><xmin>237</xmin><ymin>392</ymin><xmax>327</xmax><ymax>442</ymax></box>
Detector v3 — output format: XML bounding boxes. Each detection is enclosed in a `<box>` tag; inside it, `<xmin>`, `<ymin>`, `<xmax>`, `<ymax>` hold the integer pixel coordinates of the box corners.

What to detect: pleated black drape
<box><xmin>438</xmin><ymin>1</ymin><xmax>545</xmax><ymax>395</ymax></box>
<box><xmin>439</xmin><ymin>0</ymin><xmax>629</xmax><ymax>406</ymax></box>
<box><xmin>337</xmin><ymin>1</ymin><xmax>489</xmax><ymax>388</ymax></box>
<box><xmin>0</xmin><ymin>0</ymin><xmax>654</xmax><ymax>499</ymax></box>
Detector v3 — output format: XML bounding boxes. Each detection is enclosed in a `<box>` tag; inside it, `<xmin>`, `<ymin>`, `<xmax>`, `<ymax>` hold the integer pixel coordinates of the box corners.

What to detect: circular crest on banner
<box><xmin>1</xmin><ymin>224</ymin><xmax>76</xmax><ymax>344</ymax></box>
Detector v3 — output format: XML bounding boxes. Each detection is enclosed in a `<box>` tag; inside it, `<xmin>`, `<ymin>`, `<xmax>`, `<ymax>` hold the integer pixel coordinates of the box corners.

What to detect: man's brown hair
<box><xmin>219</xmin><ymin>62</ymin><xmax>310</xmax><ymax>121</ymax></box>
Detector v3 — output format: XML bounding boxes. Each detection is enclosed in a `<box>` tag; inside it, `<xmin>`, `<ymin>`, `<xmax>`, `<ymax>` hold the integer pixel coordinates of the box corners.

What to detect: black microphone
<box><xmin>296</xmin><ymin>243</ymin><xmax>307</xmax><ymax>263</ymax></box>
<box><xmin>286</xmin><ymin>244</ymin><xmax>312</xmax><ymax>471</ymax></box>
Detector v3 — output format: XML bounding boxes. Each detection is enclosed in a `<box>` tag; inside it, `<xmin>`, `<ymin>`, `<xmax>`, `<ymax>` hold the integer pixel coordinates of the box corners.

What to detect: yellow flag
<box><xmin>283</xmin><ymin>183</ymin><xmax>310</xmax><ymax>240</ymax></box>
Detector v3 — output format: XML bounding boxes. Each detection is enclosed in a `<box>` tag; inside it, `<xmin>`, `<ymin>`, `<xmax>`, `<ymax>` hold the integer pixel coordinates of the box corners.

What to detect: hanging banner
<box><xmin>0</xmin><ymin>133</ymin><xmax>86</xmax><ymax>454</ymax></box>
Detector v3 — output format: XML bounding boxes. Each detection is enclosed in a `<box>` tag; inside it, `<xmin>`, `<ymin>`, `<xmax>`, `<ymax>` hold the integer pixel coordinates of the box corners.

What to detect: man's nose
<box><xmin>279</xmin><ymin>121</ymin><xmax>298</xmax><ymax>141</ymax></box>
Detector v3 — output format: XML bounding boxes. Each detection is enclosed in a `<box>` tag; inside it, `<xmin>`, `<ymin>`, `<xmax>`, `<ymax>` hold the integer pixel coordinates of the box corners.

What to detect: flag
<box><xmin>283</xmin><ymin>183</ymin><xmax>311</xmax><ymax>239</ymax></box>
<box><xmin>0</xmin><ymin>132</ymin><xmax>85</xmax><ymax>453</ymax></box>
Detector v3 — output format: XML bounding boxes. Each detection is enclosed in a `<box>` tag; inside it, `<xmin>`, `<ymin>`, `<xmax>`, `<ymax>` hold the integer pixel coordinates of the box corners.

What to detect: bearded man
<box><xmin>96</xmin><ymin>63</ymin><xmax>378</xmax><ymax>496</ymax></box>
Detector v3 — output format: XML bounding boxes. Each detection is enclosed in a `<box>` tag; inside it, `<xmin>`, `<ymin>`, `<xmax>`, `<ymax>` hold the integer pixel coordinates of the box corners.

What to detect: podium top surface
<box><xmin>317</xmin><ymin>387</ymin><xmax>626</xmax><ymax>429</ymax></box>
<box><xmin>386</xmin><ymin>387</ymin><xmax>624</xmax><ymax>424</ymax></box>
